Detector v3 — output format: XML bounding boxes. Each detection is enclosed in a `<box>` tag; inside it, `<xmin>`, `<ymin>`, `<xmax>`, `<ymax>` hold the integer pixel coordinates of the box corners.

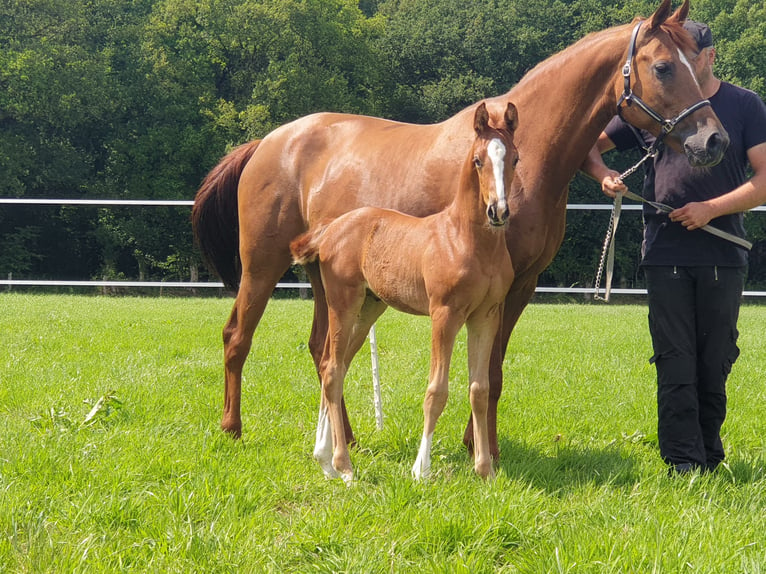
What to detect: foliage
<box><xmin>0</xmin><ymin>0</ymin><xmax>765</xmax><ymax>287</ymax></box>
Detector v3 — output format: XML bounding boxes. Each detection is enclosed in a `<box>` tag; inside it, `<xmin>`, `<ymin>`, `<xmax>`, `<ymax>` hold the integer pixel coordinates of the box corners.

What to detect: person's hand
<box><xmin>601</xmin><ymin>170</ymin><xmax>628</xmax><ymax>198</ymax></box>
<box><xmin>669</xmin><ymin>201</ymin><xmax>715</xmax><ymax>230</ymax></box>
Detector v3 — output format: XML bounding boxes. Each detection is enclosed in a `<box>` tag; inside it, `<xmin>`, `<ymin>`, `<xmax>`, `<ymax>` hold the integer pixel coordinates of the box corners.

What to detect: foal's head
<box><xmin>471</xmin><ymin>102</ymin><xmax>519</xmax><ymax>227</ymax></box>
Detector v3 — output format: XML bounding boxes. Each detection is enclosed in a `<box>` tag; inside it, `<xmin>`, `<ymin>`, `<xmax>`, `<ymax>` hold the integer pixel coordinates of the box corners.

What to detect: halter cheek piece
<box><xmin>616</xmin><ymin>21</ymin><xmax>712</xmax><ymax>153</ymax></box>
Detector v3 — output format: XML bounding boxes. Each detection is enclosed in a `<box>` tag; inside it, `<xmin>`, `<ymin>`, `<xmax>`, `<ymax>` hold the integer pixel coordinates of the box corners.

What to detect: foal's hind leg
<box><xmin>314</xmin><ymin>295</ymin><xmax>387</xmax><ymax>480</ymax></box>
<box><xmin>316</xmin><ymin>284</ymin><xmax>369</xmax><ymax>484</ymax></box>
<box><xmin>306</xmin><ymin>263</ymin><xmax>356</xmax><ymax>446</ymax></box>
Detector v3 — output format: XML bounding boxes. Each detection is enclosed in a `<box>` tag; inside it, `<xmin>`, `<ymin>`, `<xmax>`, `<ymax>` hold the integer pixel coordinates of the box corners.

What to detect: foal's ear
<box><xmin>474</xmin><ymin>102</ymin><xmax>490</xmax><ymax>135</ymax></box>
<box><xmin>647</xmin><ymin>0</ymin><xmax>672</xmax><ymax>30</ymax></box>
<box><xmin>503</xmin><ymin>102</ymin><xmax>518</xmax><ymax>133</ymax></box>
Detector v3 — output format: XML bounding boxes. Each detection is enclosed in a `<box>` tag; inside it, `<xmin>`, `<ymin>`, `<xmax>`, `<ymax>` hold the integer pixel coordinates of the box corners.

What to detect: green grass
<box><xmin>2</xmin><ymin>293</ymin><xmax>766</xmax><ymax>572</ymax></box>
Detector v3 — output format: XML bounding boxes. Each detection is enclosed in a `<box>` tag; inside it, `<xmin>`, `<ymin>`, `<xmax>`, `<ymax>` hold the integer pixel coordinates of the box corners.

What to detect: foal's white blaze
<box><xmin>677</xmin><ymin>48</ymin><xmax>701</xmax><ymax>90</ymax></box>
<box><xmin>314</xmin><ymin>402</ymin><xmax>339</xmax><ymax>479</ymax></box>
<box><xmin>487</xmin><ymin>138</ymin><xmax>508</xmax><ymax>213</ymax></box>
<box><xmin>412</xmin><ymin>431</ymin><xmax>433</xmax><ymax>480</ymax></box>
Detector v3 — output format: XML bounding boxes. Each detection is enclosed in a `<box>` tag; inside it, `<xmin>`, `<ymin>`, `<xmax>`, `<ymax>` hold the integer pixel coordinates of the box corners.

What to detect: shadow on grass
<box><xmin>492</xmin><ymin>438</ymin><xmax>640</xmax><ymax>492</ymax></box>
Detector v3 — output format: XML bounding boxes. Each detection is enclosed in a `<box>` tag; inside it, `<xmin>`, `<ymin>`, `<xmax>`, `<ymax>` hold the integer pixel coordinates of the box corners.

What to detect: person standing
<box><xmin>581</xmin><ymin>20</ymin><xmax>766</xmax><ymax>474</ymax></box>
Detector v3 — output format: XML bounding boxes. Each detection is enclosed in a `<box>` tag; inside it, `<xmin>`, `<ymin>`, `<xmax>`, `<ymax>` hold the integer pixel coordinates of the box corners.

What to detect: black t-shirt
<box><xmin>606</xmin><ymin>81</ymin><xmax>766</xmax><ymax>266</ymax></box>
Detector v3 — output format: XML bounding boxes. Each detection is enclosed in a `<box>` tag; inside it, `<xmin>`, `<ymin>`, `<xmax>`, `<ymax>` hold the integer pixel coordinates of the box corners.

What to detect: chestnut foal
<box><xmin>290</xmin><ymin>102</ymin><xmax>518</xmax><ymax>482</ymax></box>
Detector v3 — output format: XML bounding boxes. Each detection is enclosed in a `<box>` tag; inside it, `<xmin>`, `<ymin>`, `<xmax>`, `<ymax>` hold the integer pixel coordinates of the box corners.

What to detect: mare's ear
<box><xmin>504</xmin><ymin>102</ymin><xmax>518</xmax><ymax>133</ymax></box>
<box><xmin>474</xmin><ymin>102</ymin><xmax>489</xmax><ymax>135</ymax></box>
<box><xmin>668</xmin><ymin>0</ymin><xmax>689</xmax><ymax>25</ymax></box>
<box><xmin>647</xmin><ymin>0</ymin><xmax>672</xmax><ymax>30</ymax></box>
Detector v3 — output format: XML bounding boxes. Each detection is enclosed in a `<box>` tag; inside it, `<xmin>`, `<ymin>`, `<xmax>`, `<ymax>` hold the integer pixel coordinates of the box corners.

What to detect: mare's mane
<box><xmin>517</xmin><ymin>16</ymin><xmax>697</xmax><ymax>86</ymax></box>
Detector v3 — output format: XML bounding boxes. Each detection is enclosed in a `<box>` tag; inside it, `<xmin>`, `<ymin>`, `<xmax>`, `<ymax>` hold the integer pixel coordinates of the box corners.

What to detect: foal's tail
<box><xmin>289</xmin><ymin>224</ymin><xmax>329</xmax><ymax>266</ymax></box>
<box><xmin>191</xmin><ymin>140</ymin><xmax>261</xmax><ymax>292</ymax></box>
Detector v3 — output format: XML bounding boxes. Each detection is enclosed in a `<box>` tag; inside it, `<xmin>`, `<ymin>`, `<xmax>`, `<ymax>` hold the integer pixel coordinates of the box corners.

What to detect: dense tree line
<box><xmin>1</xmin><ymin>0</ymin><xmax>765</xmax><ymax>290</ymax></box>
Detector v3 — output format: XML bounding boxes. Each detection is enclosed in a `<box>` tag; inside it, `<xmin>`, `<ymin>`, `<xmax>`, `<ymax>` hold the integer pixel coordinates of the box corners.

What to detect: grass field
<box><xmin>2</xmin><ymin>293</ymin><xmax>766</xmax><ymax>572</ymax></box>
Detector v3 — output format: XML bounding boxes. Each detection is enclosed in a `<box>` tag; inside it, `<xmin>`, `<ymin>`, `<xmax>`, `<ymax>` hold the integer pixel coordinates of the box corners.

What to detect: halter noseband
<box><xmin>617</xmin><ymin>21</ymin><xmax>712</xmax><ymax>151</ymax></box>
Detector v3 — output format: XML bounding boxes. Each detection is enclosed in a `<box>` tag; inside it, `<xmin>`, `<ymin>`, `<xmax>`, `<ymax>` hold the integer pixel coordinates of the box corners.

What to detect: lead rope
<box><xmin>593</xmin><ymin>151</ymin><xmax>657</xmax><ymax>301</ymax></box>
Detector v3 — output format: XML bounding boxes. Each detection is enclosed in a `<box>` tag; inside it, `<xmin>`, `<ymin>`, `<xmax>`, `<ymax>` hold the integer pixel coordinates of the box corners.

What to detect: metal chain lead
<box><xmin>593</xmin><ymin>149</ymin><xmax>657</xmax><ymax>301</ymax></box>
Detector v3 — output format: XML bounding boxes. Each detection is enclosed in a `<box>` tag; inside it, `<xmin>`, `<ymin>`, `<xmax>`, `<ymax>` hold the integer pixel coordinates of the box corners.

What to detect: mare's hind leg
<box><xmin>306</xmin><ymin>263</ymin><xmax>356</xmax><ymax>446</ymax></box>
<box><xmin>463</xmin><ymin>278</ymin><xmax>536</xmax><ymax>458</ymax></box>
<box><xmin>412</xmin><ymin>306</ymin><xmax>463</xmax><ymax>480</ymax></box>
<box><xmin>465</xmin><ymin>309</ymin><xmax>502</xmax><ymax>479</ymax></box>
<box><xmin>345</xmin><ymin>295</ymin><xmax>388</xmax><ymax>371</ymax></box>
<box><xmin>221</xmin><ymin>264</ymin><xmax>290</xmax><ymax>437</ymax></box>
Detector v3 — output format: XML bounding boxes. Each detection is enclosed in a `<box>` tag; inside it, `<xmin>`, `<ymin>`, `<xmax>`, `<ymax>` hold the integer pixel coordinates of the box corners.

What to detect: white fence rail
<box><xmin>3</xmin><ymin>198</ymin><xmax>766</xmax><ymax>296</ymax></box>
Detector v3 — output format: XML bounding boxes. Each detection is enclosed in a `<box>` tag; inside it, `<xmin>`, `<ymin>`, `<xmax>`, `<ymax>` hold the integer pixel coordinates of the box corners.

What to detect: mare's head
<box><xmin>472</xmin><ymin>102</ymin><xmax>519</xmax><ymax>227</ymax></box>
<box><xmin>616</xmin><ymin>0</ymin><xmax>728</xmax><ymax>166</ymax></box>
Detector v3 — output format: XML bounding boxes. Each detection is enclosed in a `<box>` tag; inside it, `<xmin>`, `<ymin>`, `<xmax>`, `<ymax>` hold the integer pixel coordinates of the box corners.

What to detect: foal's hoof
<box><xmin>314</xmin><ymin>455</ymin><xmax>341</xmax><ymax>480</ymax></box>
<box><xmin>411</xmin><ymin>461</ymin><xmax>431</xmax><ymax>481</ymax></box>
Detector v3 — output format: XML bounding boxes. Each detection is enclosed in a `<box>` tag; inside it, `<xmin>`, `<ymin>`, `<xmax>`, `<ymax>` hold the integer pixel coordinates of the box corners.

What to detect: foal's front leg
<box><xmin>412</xmin><ymin>307</ymin><xmax>462</xmax><ymax>480</ymax></box>
<box><xmin>466</xmin><ymin>309</ymin><xmax>502</xmax><ymax>480</ymax></box>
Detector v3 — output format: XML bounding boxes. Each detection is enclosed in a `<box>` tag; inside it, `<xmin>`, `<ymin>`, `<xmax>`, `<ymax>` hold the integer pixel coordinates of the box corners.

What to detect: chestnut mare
<box><xmin>290</xmin><ymin>102</ymin><xmax>518</xmax><ymax>482</ymax></box>
<box><xmin>192</xmin><ymin>0</ymin><xmax>729</xmax><ymax>459</ymax></box>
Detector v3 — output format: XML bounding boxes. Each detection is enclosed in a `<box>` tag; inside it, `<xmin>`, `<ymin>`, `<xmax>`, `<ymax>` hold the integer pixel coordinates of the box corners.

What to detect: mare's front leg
<box><xmin>412</xmin><ymin>306</ymin><xmax>462</xmax><ymax>480</ymax></box>
<box><xmin>465</xmin><ymin>308</ymin><xmax>503</xmax><ymax>479</ymax></box>
<box><xmin>306</xmin><ymin>263</ymin><xmax>356</xmax><ymax>446</ymax></box>
<box><xmin>463</xmin><ymin>278</ymin><xmax>537</xmax><ymax>458</ymax></box>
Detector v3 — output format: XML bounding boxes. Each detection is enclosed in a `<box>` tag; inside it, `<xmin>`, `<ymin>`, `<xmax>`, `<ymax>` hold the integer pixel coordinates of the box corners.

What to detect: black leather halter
<box><xmin>617</xmin><ymin>21</ymin><xmax>712</xmax><ymax>151</ymax></box>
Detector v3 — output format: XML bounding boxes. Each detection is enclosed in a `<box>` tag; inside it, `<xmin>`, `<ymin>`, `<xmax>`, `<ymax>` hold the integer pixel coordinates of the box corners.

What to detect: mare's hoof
<box><xmin>221</xmin><ymin>422</ymin><xmax>242</xmax><ymax>439</ymax></box>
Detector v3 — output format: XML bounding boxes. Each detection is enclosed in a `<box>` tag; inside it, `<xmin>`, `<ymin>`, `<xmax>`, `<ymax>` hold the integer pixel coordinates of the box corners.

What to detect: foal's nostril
<box><xmin>487</xmin><ymin>204</ymin><xmax>509</xmax><ymax>226</ymax></box>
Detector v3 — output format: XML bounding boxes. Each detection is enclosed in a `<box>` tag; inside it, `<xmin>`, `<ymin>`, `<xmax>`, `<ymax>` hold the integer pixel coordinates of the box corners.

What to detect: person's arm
<box><xmin>669</xmin><ymin>142</ymin><xmax>766</xmax><ymax>230</ymax></box>
<box><xmin>580</xmin><ymin>132</ymin><xmax>629</xmax><ymax>198</ymax></box>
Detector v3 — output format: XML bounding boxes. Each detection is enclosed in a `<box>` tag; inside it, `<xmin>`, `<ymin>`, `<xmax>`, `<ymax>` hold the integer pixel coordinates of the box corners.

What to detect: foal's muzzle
<box><xmin>487</xmin><ymin>203</ymin><xmax>510</xmax><ymax>227</ymax></box>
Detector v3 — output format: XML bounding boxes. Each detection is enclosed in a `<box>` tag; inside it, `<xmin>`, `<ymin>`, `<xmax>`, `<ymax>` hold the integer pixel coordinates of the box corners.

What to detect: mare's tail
<box><xmin>191</xmin><ymin>140</ymin><xmax>261</xmax><ymax>291</ymax></box>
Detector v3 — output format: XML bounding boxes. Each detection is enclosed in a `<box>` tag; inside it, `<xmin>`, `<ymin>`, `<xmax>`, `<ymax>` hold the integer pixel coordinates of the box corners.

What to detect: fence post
<box><xmin>369</xmin><ymin>324</ymin><xmax>383</xmax><ymax>430</ymax></box>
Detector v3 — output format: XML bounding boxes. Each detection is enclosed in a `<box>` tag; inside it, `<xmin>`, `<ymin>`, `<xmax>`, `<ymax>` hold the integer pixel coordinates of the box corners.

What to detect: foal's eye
<box><xmin>654</xmin><ymin>62</ymin><xmax>672</xmax><ymax>78</ymax></box>
<box><xmin>513</xmin><ymin>155</ymin><xmax>520</xmax><ymax>168</ymax></box>
<box><xmin>473</xmin><ymin>157</ymin><xmax>482</xmax><ymax>168</ymax></box>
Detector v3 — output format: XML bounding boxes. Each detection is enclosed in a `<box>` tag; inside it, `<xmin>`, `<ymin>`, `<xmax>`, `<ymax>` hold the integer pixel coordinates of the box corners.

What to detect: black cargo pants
<box><xmin>644</xmin><ymin>265</ymin><xmax>745</xmax><ymax>471</ymax></box>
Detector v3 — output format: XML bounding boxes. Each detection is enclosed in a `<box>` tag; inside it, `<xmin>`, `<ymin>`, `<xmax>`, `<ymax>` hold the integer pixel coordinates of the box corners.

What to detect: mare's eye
<box><xmin>513</xmin><ymin>155</ymin><xmax>520</xmax><ymax>168</ymax></box>
<box><xmin>473</xmin><ymin>157</ymin><xmax>482</xmax><ymax>168</ymax></box>
<box><xmin>654</xmin><ymin>62</ymin><xmax>672</xmax><ymax>77</ymax></box>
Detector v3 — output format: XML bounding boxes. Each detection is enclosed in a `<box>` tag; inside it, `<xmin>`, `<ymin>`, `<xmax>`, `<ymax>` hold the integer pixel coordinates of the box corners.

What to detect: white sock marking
<box><xmin>412</xmin><ymin>431</ymin><xmax>434</xmax><ymax>480</ymax></box>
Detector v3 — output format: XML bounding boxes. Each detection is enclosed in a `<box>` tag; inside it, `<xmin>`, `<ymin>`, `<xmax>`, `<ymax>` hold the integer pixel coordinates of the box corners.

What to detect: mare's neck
<box><xmin>496</xmin><ymin>24</ymin><xmax>632</xmax><ymax>197</ymax></box>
